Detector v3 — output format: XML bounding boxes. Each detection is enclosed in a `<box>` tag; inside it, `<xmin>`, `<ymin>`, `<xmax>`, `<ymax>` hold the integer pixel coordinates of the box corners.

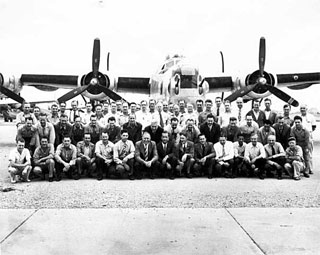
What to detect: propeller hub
<box><xmin>90</xmin><ymin>78</ymin><xmax>99</xmax><ymax>85</ymax></box>
<box><xmin>257</xmin><ymin>77</ymin><xmax>267</xmax><ymax>85</ymax></box>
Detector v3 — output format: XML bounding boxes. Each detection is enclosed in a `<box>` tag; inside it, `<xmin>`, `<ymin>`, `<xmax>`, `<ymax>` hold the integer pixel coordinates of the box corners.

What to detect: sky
<box><xmin>0</xmin><ymin>0</ymin><xmax>320</xmax><ymax>108</ymax></box>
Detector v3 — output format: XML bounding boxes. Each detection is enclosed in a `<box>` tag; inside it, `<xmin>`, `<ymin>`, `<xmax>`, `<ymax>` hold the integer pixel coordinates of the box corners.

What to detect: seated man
<box><xmin>194</xmin><ymin>133</ymin><xmax>216</xmax><ymax>178</ymax></box>
<box><xmin>233</xmin><ymin>133</ymin><xmax>247</xmax><ymax>177</ymax></box>
<box><xmin>33</xmin><ymin>137</ymin><xmax>55</xmax><ymax>182</ymax></box>
<box><xmin>244</xmin><ymin>133</ymin><xmax>266</xmax><ymax>179</ymax></box>
<box><xmin>284</xmin><ymin>137</ymin><xmax>307</xmax><ymax>181</ymax></box>
<box><xmin>54</xmin><ymin>136</ymin><xmax>77</xmax><ymax>181</ymax></box>
<box><xmin>8</xmin><ymin>138</ymin><xmax>32</xmax><ymax>183</ymax></box>
<box><xmin>95</xmin><ymin>132</ymin><xmax>115</xmax><ymax>181</ymax></box>
<box><xmin>176</xmin><ymin>132</ymin><xmax>195</xmax><ymax>178</ymax></box>
<box><xmin>156</xmin><ymin>131</ymin><xmax>178</xmax><ymax>179</ymax></box>
<box><xmin>76</xmin><ymin>133</ymin><xmax>96</xmax><ymax>179</ymax></box>
<box><xmin>134</xmin><ymin>131</ymin><xmax>160</xmax><ymax>179</ymax></box>
<box><xmin>113</xmin><ymin>129</ymin><xmax>135</xmax><ymax>180</ymax></box>
<box><xmin>264</xmin><ymin>135</ymin><xmax>286</xmax><ymax>180</ymax></box>
<box><xmin>214</xmin><ymin>135</ymin><xmax>234</xmax><ymax>178</ymax></box>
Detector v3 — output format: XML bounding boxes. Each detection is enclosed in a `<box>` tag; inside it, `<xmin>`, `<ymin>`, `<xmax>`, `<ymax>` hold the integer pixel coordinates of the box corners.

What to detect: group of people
<box><xmin>8</xmin><ymin>96</ymin><xmax>316</xmax><ymax>183</ymax></box>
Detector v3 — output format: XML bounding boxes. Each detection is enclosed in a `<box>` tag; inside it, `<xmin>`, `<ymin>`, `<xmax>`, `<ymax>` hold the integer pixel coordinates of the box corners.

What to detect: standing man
<box><xmin>113</xmin><ymin>130</ymin><xmax>135</xmax><ymax>180</ymax></box>
<box><xmin>95</xmin><ymin>132</ymin><xmax>115</xmax><ymax>181</ymax></box>
<box><xmin>55</xmin><ymin>136</ymin><xmax>77</xmax><ymax>181</ymax></box>
<box><xmin>76</xmin><ymin>133</ymin><xmax>96</xmax><ymax>179</ymax></box>
<box><xmin>48</xmin><ymin>103</ymin><xmax>60</xmax><ymax>125</ymax></box>
<box><xmin>54</xmin><ymin>114</ymin><xmax>72</xmax><ymax>148</ymax></box>
<box><xmin>71</xmin><ymin>116</ymin><xmax>85</xmax><ymax>145</ymax></box>
<box><xmin>8</xmin><ymin>138</ymin><xmax>32</xmax><ymax>183</ymax></box>
<box><xmin>16</xmin><ymin>103</ymin><xmax>37</xmax><ymax>127</ymax></box>
<box><xmin>94</xmin><ymin>104</ymin><xmax>106</xmax><ymax>127</ymax></box>
<box><xmin>214</xmin><ymin>135</ymin><xmax>234</xmax><ymax>178</ymax></box>
<box><xmin>164</xmin><ymin>117</ymin><xmax>181</xmax><ymax>144</ymax></box>
<box><xmin>104</xmin><ymin>116</ymin><xmax>121</xmax><ymax>144</ymax></box>
<box><xmin>195</xmin><ymin>99</ymin><xmax>204</xmax><ymax>118</ymax></box>
<box><xmin>236</xmin><ymin>97</ymin><xmax>244</xmax><ymax>124</ymax></box>
<box><xmin>82</xmin><ymin>102</ymin><xmax>94</xmax><ymax>125</ymax></box>
<box><xmin>281</xmin><ymin>104</ymin><xmax>294</xmax><ymax>126</ymax></box>
<box><xmin>219</xmin><ymin>100</ymin><xmax>236</xmax><ymax>128</ymax></box>
<box><xmin>33</xmin><ymin>137</ymin><xmax>55</xmax><ymax>182</ymax></box>
<box><xmin>16</xmin><ymin>117</ymin><xmax>38</xmax><ymax>155</ymax></box>
<box><xmin>104</xmin><ymin>102</ymin><xmax>119</xmax><ymax>126</ymax></box>
<box><xmin>199</xmin><ymin>114</ymin><xmax>221</xmax><ymax>144</ymax></box>
<box><xmin>122</xmin><ymin>114</ymin><xmax>143</xmax><ymax>145</ymax></box>
<box><xmin>212</xmin><ymin>96</ymin><xmax>225</xmax><ymax>119</ymax></box>
<box><xmin>246</xmin><ymin>100</ymin><xmax>266</xmax><ymax>128</ymax></box>
<box><xmin>273</xmin><ymin>116</ymin><xmax>291</xmax><ymax>150</ymax></box>
<box><xmin>239</xmin><ymin>115</ymin><xmax>259</xmax><ymax>144</ymax></box>
<box><xmin>136</xmin><ymin>100</ymin><xmax>152</xmax><ymax>130</ymax></box>
<box><xmin>194</xmin><ymin>134</ymin><xmax>216</xmax><ymax>178</ymax></box>
<box><xmin>244</xmin><ymin>133</ymin><xmax>266</xmax><ymax>179</ymax></box>
<box><xmin>263</xmin><ymin>98</ymin><xmax>277</xmax><ymax>125</ymax></box>
<box><xmin>84</xmin><ymin>115</ymin><xmax>103</xmax><ymax>145</ymax></box>
<box><xmin>144</xmin><ymin>120</ymin><xmax>164</xmax><ymax>144</ymax></box>
<box><xmin>198</xmin><ymin>99</ymin><xmax>215</xmax><ymax>125</ymax></box>
<box><xmin>233</xmin><ymin>133</ymin><xmax>247</xmax><ymax>177</ymax></box>
<box><xmin>134</xmin><ymin>131</ymin><xmax>159</xmax><ymax>179</ymax></box>
<box><xmin>69</xmin><ymin>100</ymin><xmax>83</xmax><ymax>124</ymax></box>
<box><xmin>118</xmin><ymin>102</ymin><xmax>130</xmax><ymax>127</ymax></box>
<box><xmin>35</xmin><ymin>112</ymin><xmax>55</xmax><ymax>147</ymax></box>
<box><xmin>157</xmin><ymin>131</ymin><xmax>178</xmax><ymax>179</ymax></box>
<box><xmin>257</xmin><ymin>119</ymin><xmax>276</xmax><ymax>145</ymax></box>
<box><xmin>221</xmin><ymin>117</ymin><xmax>239</xmax><ymax>142</ymax></box>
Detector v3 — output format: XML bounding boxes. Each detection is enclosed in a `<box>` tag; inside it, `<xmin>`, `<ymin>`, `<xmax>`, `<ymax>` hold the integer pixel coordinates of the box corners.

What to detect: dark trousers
<box><xmin>55</xmin><ymin>161</ymin><xmax>76</xmax><ymax>179</ymax></box>
<box><xmin>134</xmin><ymin>161</ymin><xmax>160</xmax><ymax>179</ymax></box>
<box><xmin>96</xmin><ymin>158</ymin><xmax>116</xmax><ymax>178</ymax></box>
<box><xmin>265</xmin><ymin>156</ymin><xmax>286</xmax><ymax>177</ymax></box>
<box><xmin>159</xmin><ymin>156</ymin><xmax>179</xmax><ymax>178</ymax></box>
<box><xmin>193</xmin><ymin>158</ymin><xmax>215</xmax><ymax>177</ymax></box>
<box><xmin>214</xmin><ymin>159</ymin><xmax>234</xmax><ymax>177</ymax></box>
<box><xmin>115</xmin><ymin>158</ymin><xmax>134</xmax><ymax>178</ymax></box>
<box><xmin>233</xmin><ymin>157</ymin><xmax>248</xmax><ymax>177</ymax></box>
<box><xmin>245</xmin><ymin>158</ymin><xmax>267</xmax><ymax>176</ymax></box>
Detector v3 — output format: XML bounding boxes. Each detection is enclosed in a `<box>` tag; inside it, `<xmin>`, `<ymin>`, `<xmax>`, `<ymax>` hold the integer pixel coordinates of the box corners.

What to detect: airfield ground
<box><xmin>0</xmin><ymin>122</ymin><xmax>319</xmax><ymax>254</ymax></box>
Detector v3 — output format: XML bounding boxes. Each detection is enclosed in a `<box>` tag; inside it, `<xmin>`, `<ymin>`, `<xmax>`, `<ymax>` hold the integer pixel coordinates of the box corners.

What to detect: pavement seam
<box><xmin>0</xmin><ymin>209</ymin><xmax>40</xmax><ymax>244</ymax></box>
<box><xmin>225</xmin><ymin>208</ymin><xmax>266</xmax><ymax>255</ymax></box>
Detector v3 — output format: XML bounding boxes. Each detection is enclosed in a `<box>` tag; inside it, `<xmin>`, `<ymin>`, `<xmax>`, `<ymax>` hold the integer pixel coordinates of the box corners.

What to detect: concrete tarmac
<box><xmin>1</xmin><ymin>208</ymin><xmax>320</xmax><ymax>255</ymax></box>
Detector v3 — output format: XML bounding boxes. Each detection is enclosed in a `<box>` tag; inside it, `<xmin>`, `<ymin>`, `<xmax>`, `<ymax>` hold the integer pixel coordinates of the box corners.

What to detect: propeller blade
<box><xmin>0</xmin><ymin>86</ymin><xmax>25</xmax><ymax>104</ymax></box>
<box><xmin>92</xmin><ymin>38</ymin><xmax>100</xmax><ymax>78</ymax></box>
<box><xmin>224</xmin><ymin>83</ymin><xmax>258</xmax><ymax>102</ymax></box>
<box><xmin>265</xmin><ymin>85</ymin><xmax>299</xmax><ymax>107</ymax></box>
<box><xmin>95</xmin><ymin>84</ymin><xmax>127</xmax><ymax>102</ymax></box>
<box><xmin>57</xmin><ymin>85</ymin><xmax>90</xmax><ymax>104</ymax></box>
<box><xmin>259</xmin><ymin>37</ymin><xmax>266</xmax><ymax>77</ymax></box>
<box><xmin>107</xmin><ymin>52</ymin><xmax>110</xmax><ymax>71</ymax></box>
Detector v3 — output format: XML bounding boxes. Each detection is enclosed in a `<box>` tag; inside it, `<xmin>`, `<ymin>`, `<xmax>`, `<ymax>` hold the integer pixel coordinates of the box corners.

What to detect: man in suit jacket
<box><xmin>144</xmin><ymin>120</ymin><xmax>164</xmax><ymax>144</ymax></box>
<box><xmin>134</xmin><ymin>131</ymin><xmax>160</xmax><ymax>179</ymax></box>
<box><xmin>246</xmin><ymin>100</ymin><xmax>266</xmax><ymax>128</ymax></box>
<box><xmin>193</xmin><ymin>134</ymin><xmax>216</xmax><ymax>178</ymax></box>
<box><xmin>273</xmin><ymin>116</ymin><xmax>291</xmax><ymax>150</ymax></box>
<box><xmin>263</xmin><ymin>98</ymin><xmax>277</xmax><ymax>125</ymax></box>
<box><xmin>199</xmin><ymin>114</ymin><xmax>221</xmax><ymax>144</ymax></box>
<box><xmin>176</xmin><ymin>132</ymin><xmax>195</xmax><ymax>178</ymax></box>
<box><xmin>157</xmin><ymin>131</ymin><xmax>178</xmax><ymax>179</ymax></box>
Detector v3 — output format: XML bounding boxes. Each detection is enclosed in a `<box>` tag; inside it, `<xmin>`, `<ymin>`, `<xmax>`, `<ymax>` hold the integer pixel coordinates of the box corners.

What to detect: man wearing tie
<box><xmin>193</xmin><ymin>134</ymin><xmax>216</xmax><ymax>178</ymax></box>
<box><xmin>157</xmin><ymin>131</ymin><xmax>178</xmax><ymax>179</ymax></box>
<box><xmin>214</xmin><ymin>135</ymin><xmax>234</xmax><ymax>178</ymax></box>
<box><xmin>176</xmin><ymin>132</ymin><xmax>195</xmax><ymax>178</ymax></box>
<box><xmin>134</xmin><ymin>131</ymin><xmax>160</xmax><ymax>179</ymax></box>
<box><xmin>69</xmin><ymin>100</ymin><xmax>83</xmax><ymax>124</ymax></box>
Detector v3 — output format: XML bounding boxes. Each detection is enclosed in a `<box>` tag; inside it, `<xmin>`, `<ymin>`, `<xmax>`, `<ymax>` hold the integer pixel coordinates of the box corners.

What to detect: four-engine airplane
<box><xmin>1</xmin><ymin>37</ymin><xmax>320</xmax><ymax>107</ymax></box>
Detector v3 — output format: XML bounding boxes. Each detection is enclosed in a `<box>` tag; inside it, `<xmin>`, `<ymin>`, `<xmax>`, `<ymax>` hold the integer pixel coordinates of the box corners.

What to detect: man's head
<box><xmin>71</xmin><ymin>100</ymin><xmax>78</xmax><ymax>111</ymax></box>
<box><xmin>170</xmin><ymin>117</ymin><xmax>179</xmax><ymax>129</ymax></box>
<box><xmin>142</xmin><ymin>131</ymin><xmax>151</xmax><ymax>145</ymax></box>
<box><xmin>116</xmin><ymin>101</ymin><xmax>122</xmax><ymax>111</ymax></box>
<box><xmin>207</xmin><ymin>114</ymin><xmax>215</xmax><ymax>126</ymax></box>
<box><xmin>236</xmin><ymin>97</ymin><xmax>243</xmax><ymax>109</ymax></box>
<box><xmin>215</xmin><ymin>97</ymin><xmax>222</xmax><ymax>107</ymax></box>
<box><xmin>294</xmin><ymin>115</ymin><xmax>303</xmax><ymax>128</ymax></box>
<box><xmin>103</xmin><ymin>102</ymin><xmax>109</xmax><ymax>112</ymax></box>
<box><xmin>128</xmin><ymin>113</ymin><xmax>136</xmax><ymax>124</ymax></box>
<box><xmin>205</xmin><ymin>99</ymin><xmax>212</xmax><ymax>111</ymax></box>
<box><xmin>198</xmin><ymin>133</ymin><xmax>206</xmax><ymax>145</ymax></box>
<box><xmin>264</xmin><ymin>98</ymin><xmax>272</xmax><ymax>110</ymax></box>
<box><xmin>288</xmin><ymin>137</ymin><xmax>296</xmax><ymax>148</ymax></box>
<box><xmin>186</xmin><ymin>119</ymin><xmax>194</xmax><ymax>130</ymax></box>
<box><xmin>196</xmin><ymin>99</ymin><xmax>203</xmax><ymax>112</ymax></box>
<box><xmin>23</xmin><ymin>103</ymin><xmax>31</xmax><ymax>114</ymax></box>
<box><xmin>229</xmin><ymin>117</ymin><xmax>237</xmax><ymax>127</ymax></box>
<box><xmin>86</xmin><ymin>102</ymin><xmax>93</xmax><ymax>113</ymax></box>
<box><xmin>74</xmin><ymin>116</ymin><xmax>82</xmax><ymax>127</ymax></box>
<box><xmin>140</xmin><ymin>100</ymin><xmax>148</xmax><ymax>112</ymax></box>
<box><xmin>59</xmin><ymin>114</ymin><xmax>68</xmax><ymax>126</ymax></box>
<box><xmin>219</xmin><ymin>135</ymin><xmax>226</xmax><ymax>145</ymax></box>
<box><xmin>277</xmin><ymin>115</ymin><xmax>284</xmax><ymax>126</ymax></box>
<box><xmin>83</xmin><ymin>133</ymin><xmax>91</xmax><ymax>144</ymax></box>
<box><xmin>162</xmin><ymin>101</ymin><xmax>169</xmax><ymax>112</ymax></box>
<box><xmin>120</xmin><ymin>129</ymin><xmax>129</xmax><ymax>142</ymax></box>
<box><xmin>186</xmin><ymin>103</ymin><xmax>194</xmax><ymax>113</ymax></box>
<box><xmin>95</xmin><ymin>104</ymin><xmax>103</xmax><ymax>115</ymax></box>
<box><xmin>59</xmin><ymin>102</ymin><xmax>66</xmax><ymax>113</ymax></box>
<box><xmin>179</xmin><ymin>132</ymin><xmax>187</xmax><ymax>144</ymax></box>
<box><xmin>267</xmin><ymin>134</ymin><xmax>276</xmax><ymax>146</ymax></box>
<box><xmin>246</xmin><ymin>115</ymin><xmax>253</xmax><ymax>126</ymax></box>
<box><xmin>122</xmin><ymin>102</ymin><xmax>129</xmax><ymax>114</ymax></box>
<box><xmin>283</xmin><ymin>104</ymin><xmax>291</xmax><ymax>116</ymax></box>
<box><xmin>40</xmin><ymin>137</ymin><xmax>49</xmax><ymax>148</ymax></box>
<box><xmin>300</xmin><ymin>104</ymin><xmax>308</xmax><ymax>116</ymax></box>
<box><xmin>108</xmin><ymin>116</ymin><xmax>116</xmax><ymax>127</ymax></box>
<box><xmin>161</xmin><ymin>131</ymin><xmax>169</xmax><ymax>144</ymax></box>
<box><xmin>90</xmin><ymin>115</ymin><xmax>97</xmax><ymax>126</ymax></box>
<box><xmin>178</xmin><ymin>100</ymin><xmax>186</xmax><ymax>112</ymax></box>
<box><xmin>110</xmin><ymin>102</ymin><xmax>117</xmax><ymax>113</ymax></box>
<box><xmin>62</xmin><ymin>136</ymin><xmax>71</xmax><ymax>147</ymax></box>
<box><xmin>25</xmin><ymin>117</ymin><xmax>33</xmax><ymax>129</ymax></box>
<box><xmin>156</xmin><ymin>102</ymin><xmax>163</xmax><ymax>112</ymax></box>
<box><xmin>33</xmin><ymin>106</ymin><xmax>40</xmax><ymax>117</ymax></box>
<box><xmin>101</xmin><ymin>132</ymin><xmax>109</xmax><ymax>143</ymax></box>
<box><xmin>150</xmin><ymin>120</ymin><xmax>158</xmax><ymax>132</ymax></box>
<box><xmin>237</xmin><ymin>133</ymin><xmax>244</xmax><ymax>145</ymax></box>
<box><xmin>168</xmin><ymin>103</ymin><xmax>174</xmax><ymax>113</ymax></box>
<box><xmin>250</xmin><ymin>133</ymin><xmax>258</xmax><ymax>145</ymax></box>
<box><xmin>149</xmin><ymin>99</ymin><xmax>156</xmax><ymax>112</ymax></box>
<box><xmin>16</xmin><ymin>138</ymin><xmax>25</xmax><ymax>152</ymax></box>
<box><xmin>224</xmin><ymin>101</ymin><xmax>231</xmax><ymax>112</ymax></box>
<box><xmin>51</xmin><ymin>103</ymin><xmax>59</xmax><ymax>114</ymax></box>
<box><xmin>263</xmin><ymin>119</ymin><xmax>272</xmax><ymax>131</ymax></box>
<box><xmin>39</xmin><ymin>113</ymin><xmax>47</xmax><ymax>127</ymax></box>
<box><xmin>253</xmin><ymin>100</ymin><xmax>260</xmax><ymax>112</ymax></box>
<box><xmin>130</xmin><ymin>102</ymin><xmax>137</xmax><ymax>113</ymax></box>
<box><xmin>173</xmin><ymin>104</ymin><xmax>179</xmax><ymax>114</ymax></box>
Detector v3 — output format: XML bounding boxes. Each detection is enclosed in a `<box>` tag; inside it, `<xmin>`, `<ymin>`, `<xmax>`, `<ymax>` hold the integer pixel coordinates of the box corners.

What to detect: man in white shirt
<box><xmin>8</xmin><ymin>138</ymin><xmax>32</xmax><ymax>183</ymax></box>
<box><xmin>136</xmin><ymin>100</ymin><xmax>152</xmax><ymax>130</ymax></box>
<box><xmin>214</xmin><ymin>135</ymin><xmax>234</xmax><ymax>178</ymax></box>
<box><xmin>244</xmin><ymin>133</ymin><xmax>266</xmax><ymax>179</ymax></box>
<box><xmin>82</xmin><ymin>102</ymin><xmax>94</xmax><ymax>125</ymax></box>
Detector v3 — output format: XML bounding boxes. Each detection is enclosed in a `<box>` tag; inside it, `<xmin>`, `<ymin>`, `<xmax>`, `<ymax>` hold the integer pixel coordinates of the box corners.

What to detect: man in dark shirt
<box><xmin>54</xmin><ymin>114</ymin><xmax>72</xmax><ymax>148</ymax></box>
<box><xmin>103</xmin><ymin>116</ymin><xmax>121</xmax><ymax>144</ymax></box>
<box><xmin>144</xmin><ymin>120</ymin><xmax>164</xmax><ymax>144</ymax></box>
<box><xmin>71</xmin><ymin>116</ymin><xmax>85</xmax><ymax>145</ymax></box>
<box><xmin>199</xmin><ymin>114</ymin><xmax>221</xmax><ymax>144</ymax></box>
<box><xmin>122</xmin><ymin>114</ymin><xmax>142</xmax><ymax>145</ymax></box>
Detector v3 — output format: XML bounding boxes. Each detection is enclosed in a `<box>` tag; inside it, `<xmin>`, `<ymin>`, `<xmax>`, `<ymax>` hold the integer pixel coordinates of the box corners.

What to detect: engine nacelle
<box><xmin>0</xmin><ymin>74</ymin><xmax>23</xmax><ymax>97</ymax></box>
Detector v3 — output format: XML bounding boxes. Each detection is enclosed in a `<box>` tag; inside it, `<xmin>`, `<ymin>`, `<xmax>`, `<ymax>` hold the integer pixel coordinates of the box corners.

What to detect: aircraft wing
<box><xmin>203</xmin><ymin>76</ymin><xmax>234</xmax><ymax>93</ymax></box>
<box><xmin>116</xmin><ymin>77</ymin><xmax>150</xmax><ymax>94</ymax></box>
<box><xmin>276</xmin><ymin>72</ymin><xmax>320</xmax><ymax>89</ymax></box>
<box><xmin>21</xmin><ymin>74</ymin><xmax>79</xmax><ymax>89</ymax></box>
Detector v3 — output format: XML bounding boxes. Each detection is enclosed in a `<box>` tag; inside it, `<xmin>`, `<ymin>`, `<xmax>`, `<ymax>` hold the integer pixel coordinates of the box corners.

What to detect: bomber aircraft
<box><xmin>1</xmin><ymin>37</ymin><xmax>320</xmax><ymax>107</ymax></box>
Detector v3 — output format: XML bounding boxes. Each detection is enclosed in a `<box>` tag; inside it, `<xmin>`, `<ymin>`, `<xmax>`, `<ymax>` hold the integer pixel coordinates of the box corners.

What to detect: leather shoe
<box><xmin>97</xmin><ymin>175</ymin><xmax>103</xmax><ymax>181</ymax></box>
<box><xmin>309</xmin><ymin>170</ymin><xmax>313</xmax><ymax>175</ymax></box>
<box><xmin>48</xmin><ymin>177</ymin><xmax>54</xmax><ymax>182</ymax></box>
<box><xmin>303</xmin><ymin>172</ymin><xmax>310</xmax><ymax>178</ymax></box>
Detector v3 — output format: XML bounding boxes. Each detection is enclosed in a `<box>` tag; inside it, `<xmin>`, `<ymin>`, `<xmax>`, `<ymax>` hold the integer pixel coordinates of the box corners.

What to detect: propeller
<box><xmin>225</xmin><ymin>37</ymin><xmax>299</xmax><ymax>106</ymax></box>
<box><xmin>57</xmin><ymin>38</ymin><xmax>126</xmax><ymax>104</ymax></box>
<box><xmin>0</xmin><ymin>85</ymin><xmax>25</xmax><ymax>104</ymax></box>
